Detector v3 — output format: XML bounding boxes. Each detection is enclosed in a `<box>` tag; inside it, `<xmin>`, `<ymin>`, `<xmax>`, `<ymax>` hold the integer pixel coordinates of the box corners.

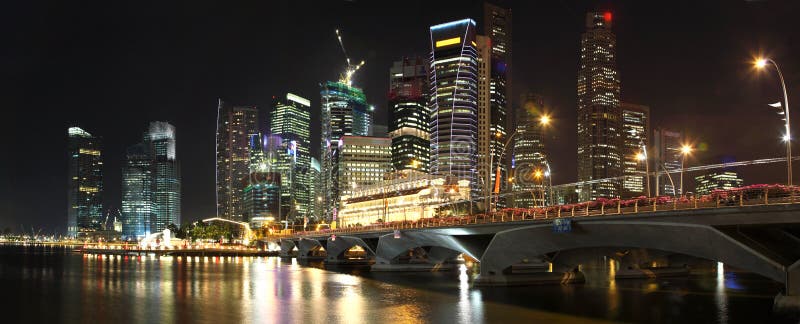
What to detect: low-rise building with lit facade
<box><xmin>694</xmin><ymin>171</ymin><xmax>744</xmax><ymax>195</ymax></box>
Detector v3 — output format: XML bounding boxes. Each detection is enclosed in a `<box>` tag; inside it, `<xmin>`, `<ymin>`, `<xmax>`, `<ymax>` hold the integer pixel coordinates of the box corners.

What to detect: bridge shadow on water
<box><xmin>286</xmin><ymin>256</ymin><xmax>798</xmax><ymax>323</ymax></box>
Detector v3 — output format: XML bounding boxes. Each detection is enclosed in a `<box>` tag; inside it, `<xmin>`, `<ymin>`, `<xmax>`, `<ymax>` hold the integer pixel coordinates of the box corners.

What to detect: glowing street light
<box><xmin>680</xmin><ymin>144</ymin><xmax>693</xmax><ymax>196</ymax></box>
<box><xmin>540</xmin><ymin>114</ymin><xmax>551</xmax><ymax>126</ymax></box>
<box><xmin>754</xmin><ymin>57</ymin><xmax>792</xmax><ymax>187</ymax></box>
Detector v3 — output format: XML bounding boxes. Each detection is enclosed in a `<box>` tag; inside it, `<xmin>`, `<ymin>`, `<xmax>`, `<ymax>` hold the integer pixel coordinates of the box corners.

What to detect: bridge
<box><xmin>271</xmin><ymin>184</ymin><xmax>800</xmax><ymax>309</ymax></box>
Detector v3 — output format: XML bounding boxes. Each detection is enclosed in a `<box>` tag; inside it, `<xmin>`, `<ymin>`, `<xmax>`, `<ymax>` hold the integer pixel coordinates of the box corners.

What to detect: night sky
<box><xmin>2</xmin><ymin>0</ymin><xmax>798</xmax><ymax>234</ymax></box>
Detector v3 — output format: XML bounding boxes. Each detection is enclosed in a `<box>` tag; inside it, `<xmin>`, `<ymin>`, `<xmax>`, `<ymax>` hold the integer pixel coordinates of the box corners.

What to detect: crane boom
<box><xmin>334</xmin><ymin>28</ymin><xmax>365</xmax><ymax>86</ymax></box>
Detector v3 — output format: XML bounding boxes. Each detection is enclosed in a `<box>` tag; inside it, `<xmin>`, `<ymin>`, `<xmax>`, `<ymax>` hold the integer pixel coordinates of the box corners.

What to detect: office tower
<box><xmin>621</xmin><ymin>103</ymin><xmax>650</xmax><ymax>197</ymax></box>
<box><xmin>270</xmin><ymin>93</ymin><xmax>312</xmax><ymax>220</ymax></box>
<box><xmin>216</xmin><ymin>100</ymin><xmax>259</xmax><ymax>221</ymax></box>
<box><xmin>694</xmin><ymin>171</ymin><xmax>744</xmax><ymax>195</ymax></box>
<box><xmin>510</xmin><ymin>93</ymin><xmax>548</xmax><ymax>208</ymax></box>
<box><xmin>147</xmin><ymin>122</ymin><xmax>180</xmax><ymax>233</ymax></box>
<box><xmin>483</xmin><ymin>2</ymin><xmax>512</xmax><ymax>205</ymax></box>
<box><xmin>241</xmin><ymin>134</ymin><xmax>281</xmax><ymax>225</ymax></box>
<box><xmin>67</xmin><ymin>127</ymin><xmax>103</xmax><ymax>237</ymax></box>
<box><xmin>121</xmin><ymin>143</ymin><xmax>153</xmax><ymax>239</ymax></box>
<box><xmin>336</xmin><ymin>136</ymin><xmax>392</xmax><ymax>201</ymax></box>
<box><xmin>309</xmin><ymin>157</ymin><xmax>322</xmax><ymax>219</ymax></box>
<box><xmin>654</xmin><ymin>127</ymin><xmax>683</xmax><ymax>196</ymax></box>
<box><xmin>577</xmin><ymin>11</ymin><xmax>622</xmax><ymax>200</ymax></box>
<box><xmin>388</xmin><ymin>56</ymin><xmax>430</xmax><ymax>173</ymax></box>
<box><xmin>320</xmin><ymin>81</ymin><xmax>371</xmax><ymax>220</ymax></box>
<box><xmin>429</xmin><ymin>19</ymin><xmax>480</xmax><ymax>197</ymax></box>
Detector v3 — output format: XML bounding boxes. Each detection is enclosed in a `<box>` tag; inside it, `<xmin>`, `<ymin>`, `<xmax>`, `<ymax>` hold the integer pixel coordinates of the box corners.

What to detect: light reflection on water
<box><xmin>0</xmin><ymin>245</ymin><xmax>795</xmax><ymax>324</ymax></box>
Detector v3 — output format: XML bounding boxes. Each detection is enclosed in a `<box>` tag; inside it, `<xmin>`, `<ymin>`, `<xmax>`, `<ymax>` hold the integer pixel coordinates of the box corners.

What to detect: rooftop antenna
<box><xmin>335</xmin><ymin>29</ymin><xmax>365</xmax><ymax>86</ymax></box>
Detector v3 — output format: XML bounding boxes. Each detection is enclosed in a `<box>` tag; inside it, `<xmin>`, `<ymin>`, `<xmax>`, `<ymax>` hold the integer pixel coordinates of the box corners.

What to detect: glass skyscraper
<box><xmin>429</xmin><ymin>19</ymin><xmax>480</xmax><ymax>197</ymax></box>
<box><xmin>388</xmin><ymin>57</ymin><xmax>430</xmax><ymax>173</ymax></box>
<box><xmin>320</xmin><ymin>81</ymin><xmax>371</xmax><ymax>220</ymax></box>
<box><xmin>621</xmin><ymin>102</ymin><xmax>650</xmax><ymax>198</ymax></box>
<box><xmin>148</xmin><ymin>122</ymin><xmax>180</xmax><ymax>233</ymax></box>
<box><xmin>270</xmin><ymin>93</ymin><xmax>312</xmax><ymax>220</ymax></box>
<box><xmin>67</xmin><ymin>127</ymin><xmax>103</xmax><ymax>238</ymax></box>
<box><xmin>510</xmin><ymin>93</ymin><xmax>548</xmax><ymax>208</ymax></box>
<box><xmin>121</xmin><ymin>143</ymin><xmax>152</xmax><ymax>239</ymax></box>
<box><xmin>216</xmin><ymin>100</ymin><xmax>259</xmax><ymax>221</ymax></box>
<box><xmin>577</xmin><ymin>11</ymin><xmax>622</xmax><ymax>200</ymax></box>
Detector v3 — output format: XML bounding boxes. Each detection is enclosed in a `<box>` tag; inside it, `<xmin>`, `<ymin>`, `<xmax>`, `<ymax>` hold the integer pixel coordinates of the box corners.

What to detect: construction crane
<box><xmin>335</xmin><ymin>29</ymin><xmax>365</xmax><ymax>86</ymax></box>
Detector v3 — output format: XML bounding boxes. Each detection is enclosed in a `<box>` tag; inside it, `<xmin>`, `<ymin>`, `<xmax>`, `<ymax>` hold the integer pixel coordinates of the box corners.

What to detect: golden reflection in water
<box><xmin>715</xmin><ymin>262</ymin><xmax>729</xmax><ymax>324</ymax></box>
<box><xmin>457</xmin><ymin>264</ymin><xmax>483</xmax><ymax>323</ymax></box>
<box><xmin>336</xmin><ymin>273</ymin><xmax>365</xmax><ymax>322</ymax></box>
<box><xmin>606</xmin><ymin>258</ymin><xmax>619</xmax><ymax>319</ymax></box>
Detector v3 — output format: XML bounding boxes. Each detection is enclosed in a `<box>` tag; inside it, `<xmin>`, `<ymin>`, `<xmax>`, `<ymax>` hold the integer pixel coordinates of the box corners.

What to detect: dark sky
<box><xmin>2</xmin><ymin>0</ymin><xmax>798</xmax><ymax>234</ymax></box>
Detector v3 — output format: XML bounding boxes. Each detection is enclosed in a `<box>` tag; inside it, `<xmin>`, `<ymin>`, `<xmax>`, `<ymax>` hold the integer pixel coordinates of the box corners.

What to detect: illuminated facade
<box><xmin>621</xmin><ymin>102</ymin><xmax>650</xmax><ymax>197</ymax></box>
<box><xmin>147</xmin><ymin>122</ymin><xmax>180</xmax><ymax>233</ymax></box>
<box><xmin>694</xmin><ymin>171</ymin><xmax>744</xmax><ymax>195</ymax></box>
<box><xmin>388</xmin><ymin>57</ymin><xmax>430</xmax><ymax>173</ymax></box>
<box><xmin>510</xmin><ymin>93</ymin><xmax>548</xmax><ymax>208</ymax></box>
<box><xmin>338</xmin><ymin>172</ymin><xmax>471</xmax><ymax>227</ymax></box>
<box><xmin>309</xmin><ymin>157</ymin><xmax>322</xmax><ymax>219</ymax></box>
<box><xmin>121</xmin><ymin>143</ymin><xmax>152</xmax><ymax>239</ymax></box>
<box><xmin>577</xmin><ymin>11</ymin><xmax>622</xmax><ymax>200</ymax></box>
<box><xmin>335</xmin><ymin>136</ymin><xmax>392</xmax><ymax>204</ymax></box>
<box><xmin>242</xmin><ymin>134</ymin><xmax>281</xmax><ymax>226</ymax></box>
<box><xmin>320</xmin><ymin>81</ymin><xmax>372</xmax><ymax>220</ymax></box>
<box><xmin>67</xmin><ymin>127</ymin><xmax>103</xmax><ymax>237</ymax></box>
<box><xmin>429</xmin><ymin>19</ymin><xmax>480</xmax><ymax>198</ymax></box>
<box><xmin>216</xmin><ymin>100</ymin><xmax>259</xmax><ymax>221</ymax></box>
<box><xmin>654</xmin><ymin>127</ymin><xmax>683</xmax><ymax>196</ymax></box>
<box><xmin>270</xmin><ymin>93</ymin><xmax>312</xmax><ymax>220</ymax></box>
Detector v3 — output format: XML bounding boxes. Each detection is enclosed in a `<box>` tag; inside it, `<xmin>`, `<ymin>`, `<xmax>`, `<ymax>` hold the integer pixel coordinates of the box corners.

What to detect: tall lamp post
<box><xmin>680</xmin><ymin>144</ymin><xmax>693</xmax><ymax>197</ymax></box>
<box><xmin>755</xmin><ymin>58</ymin><xmax>792</xmax><ymax>187</ymax></box>
<box><xmin>636</xmin><ymin>144</ymin><xmax>650</xmax><ymax>197</ymax></box>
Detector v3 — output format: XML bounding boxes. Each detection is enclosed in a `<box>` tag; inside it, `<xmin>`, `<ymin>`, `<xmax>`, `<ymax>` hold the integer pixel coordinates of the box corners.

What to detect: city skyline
<box><xmin>3</xmin><ymin>0</ymin><xmax>799</xmax><ymax>232</ymax></box>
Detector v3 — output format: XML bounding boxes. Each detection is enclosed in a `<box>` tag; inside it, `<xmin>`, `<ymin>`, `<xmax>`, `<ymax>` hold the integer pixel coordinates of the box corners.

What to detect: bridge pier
<box><xmin>297</xmin><ymin>238</ymin><xmax>326</xmax><ymax>261</ymax></box>
<box><xmin>775</xmin><ymin>260</ymin><xmax>800</xmax><ymax>311</ymax></box>
<box><xmin>279</xmin><ymin>239</ymin><xmax>297</xmax><ymax>258</ymax></box>
<box><xmin>371</xmin><ymin>231</ymin><xmax>488</xmax><ymax>272</ymax></box>
<box><xmin>324</xmin><ymin>236</ymin><xmax>376</xmax><ymax>266</ymax></box>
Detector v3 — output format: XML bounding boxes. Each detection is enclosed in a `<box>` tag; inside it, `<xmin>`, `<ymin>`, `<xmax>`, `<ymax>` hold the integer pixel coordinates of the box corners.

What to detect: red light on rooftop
<box><xmin>603</xmin><ymin>12</ymin><xmax>612</xmax><ymax>23</ymax></box>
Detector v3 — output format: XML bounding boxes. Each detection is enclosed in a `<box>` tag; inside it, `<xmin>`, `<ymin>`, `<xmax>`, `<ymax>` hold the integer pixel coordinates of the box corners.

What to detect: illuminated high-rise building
<box><xmin>429</xmin><ymin>19</ymin><xmax>480</xmax><ymax>197</ymax></box>
<box><xmin>654</xmin><ymin>127</ymin><xmax>683</xmax><ymax>196</ymax></box>
<box><xmin>510</xmin><ymin>93</ymin><xmax>548</xmax><ymax>208</ymax></box>
<box><xmin>146</xmin><ymin>122</ymin><xmax>180</xmax><ymax>233</ymax></box>
<box><xmin>241</xmin><ymin>134</ymin><xmax>281</xmax><ymax>226</ymax></box>
<box><xmin>483</xmin><ymin>2</ymin><xmax>512</xmax><ymax>205</ymax></box>
<box><xmin>320</xmin><ymin>81</ymin><xmax>372</xmax><ymax>220</ymax></box>
<box><xmin>336</xmin><ymin>136</ymin><xmax>391</xmax><ymax>200</ymax></box>
<box><xmin>216</xmin><ymin>100</ymin><xmax>259</xmax><ymax>221</ymax></box>
<box><xmin>121</xmin><ymin>143</ymin><xmax>152</xmax><ymax>239</ymax></box>
<box><xmin>694</xmin><ymin>171</ymin><xmax>743</xmax><ymax>195</ymax></box>
<box><xmin>621</xmin><ymin>102</ymin><xmax>650</xmax><ymax>198</ymax></box>
<box><xmin>270</xmin><ymin>93</ymin><xmax>312</xmax><ymax>220</ymax></box>
<box><xmin>388</xmin><ymin>57</ymin><xmax>430</xmax><ymax>173</ymax></box>
<box><xmin>577</xmin><ymin>11</ymin><xmax>622</xmax><ymax>200</ymax></box>
<box><xmin>67</xmin><ymin>127</ymin><xmax>103</xmax><ymax>237</ymax></box>
<box><xmin>309</xmin><ymin>157</ymin><xmax>322</xmax><ymax>219</ymax></box>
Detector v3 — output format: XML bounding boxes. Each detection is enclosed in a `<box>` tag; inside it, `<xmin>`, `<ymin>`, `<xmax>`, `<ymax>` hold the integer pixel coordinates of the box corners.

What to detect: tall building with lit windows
<box><xmin>67</xmin><ymin>127</ymin><xmax>103</xmax><ymax>237</ymax></box>
<box><xmin>429</xmin><ymin>19</ymin><xmax>480</xmax><ymax>197</ymax></box>
<box><xmin>621</xmin><ymin>102</ymin><xmax>650</xmax><ymax>198</ymax></box>
<box><xmin>577</xmin><ymin>11</ymin><xmax>622</xmax><ymax>200</ymax></box>
<box><xmin>483</xmin><ymin>2</ymin><xmax>512</xmax><ymax>205</ymax></box>
<box><xmin>121</xmin><ymin>143</ymin><xmax>152</xmax><ymax>239</ymax></box>
<box><xmin>335</xmin><ymin>136</ymin><xmax>391</xmax><ymax>200</ymax></box>
<box><xmin>654</xmin><ymin>127</ymin><xmax>683</xmax><ymax>196</ymax></box>
<box><xmin>270</xmin><ymin>93</ymin><xmax>312</xmax><ymax>220</ymax></box>
<box><xmin>510</xmin><ymin>93</ymin><xmax>548</xmax><ymax>208</ymax></box>
<box><xmin>146</xmin><ymin>122</ymin><xmax>180</xmax><ymax>233</ymax></box>
<box><xmin>216</xmin><ymin>100</ymin><xmax>259</xmax><ymax>221</ymax></box>
<box><xmin>389</xmin><ymin>57</ymin><xmax>430</xmax><ymax>173</ymax></box>
<box><xmin>694</xmin><ymin>171</ymin><xmax>744</xmax><ymax>195</ymax></box>
<box><xmin>320</xmin><ymin>81</ymin><xmax>372</xmax><ymax>220</ymax></box>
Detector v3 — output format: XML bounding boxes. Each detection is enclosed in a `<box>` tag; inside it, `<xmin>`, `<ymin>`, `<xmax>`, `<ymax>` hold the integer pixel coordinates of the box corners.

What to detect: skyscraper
<box><xmin>270</xmin><ymin>93</ymin><xmax>312</xmax><ymax>220</ymax></box>
<box><xmin>577</xmin><ymin>11</ymin><xmax>622</xmax><ymax>200</ymax></box>
<box><xmin>336</xmin><ymin>136</ymin><xmax>391</xmax><ymax>200</ymax></box>
<box><xmin>388</xmin><ymin>57</ymin><xmax>430</xmax><ymax>173</ymax></box>
<box><xmin>241</xmin><ymin>134</ymin><xmax>281</xmax><ymax>226</ymax></box>
<box><xmin>654</xmin><ymin>127</ymin><xmax>683</xmax><ymax>196</ymax></box>
<box><xmin>483</xmin><ymin>2</ymin><xmax>512</xmax><ymax>205</ymax></box>
<box><xmin>67</xmin><ymin>127</ymin><xmax>103</xmax><ymax>237</ymax></box>
<box><xmin>320</xmin><ymin>81</ymin><xmax>372</xmax><ymax>220</ymax></box>
<box><xmin>121</xmin><ymin>143</ymin><xmax>152</xmax><ymax>239</ymax></box>
<box><xmin>216</xmin><ymin>100</ymin><xmax>259</xmax><ymax>221</ymax></box>
<box><xmin>146</xmin><ymin>121</ymin><xmax>180</xmax><ymax>233</ymax></box>
<box><xmin>694</xmin><ymin>171</ymin><xmax>744</xmax><ymax>195</ymax></box>
<box><xmin>510</xmin><ymin>93</ymin><xmax>548</xmax><ymax>208</ymax></box>
<box><xmin>621</xmin><ymin>102</ymin><xmax>650</xmax><ymax>197</ymax></box>
<box><xmin>309</xmin><ymin>157</ymin><xmax>322</xmax><ymax>219</ymax></box>
<box><xmin>429</xmin><ymin>19</ymin><xmax>480</xmax><ymax>197</ymax></box>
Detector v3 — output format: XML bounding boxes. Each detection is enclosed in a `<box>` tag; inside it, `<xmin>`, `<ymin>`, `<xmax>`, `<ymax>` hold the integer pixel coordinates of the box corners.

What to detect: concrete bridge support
<box><xmin>279</xmin><ymin>239</ymin><xmax>298</xmax><ymax>258</ymax></box>
<box><xmin>372</xmin><ymin>231</ymin><xmax>490</xmax><ymax>272</ymax></box>
<box><xmin>297</xmin><ymin>238</ymin><xmax>326</xmax><ymax>260</ymax></box>
<box><xmin>325</xmin><ymin>236</ymin><xmax>376</xmax><ymax>265</ymax></box>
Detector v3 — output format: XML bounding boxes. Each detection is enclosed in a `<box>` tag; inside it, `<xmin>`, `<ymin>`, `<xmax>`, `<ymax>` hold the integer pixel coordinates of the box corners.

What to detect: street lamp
<box><xmin>680</xmin><ymin>144</ymin><xmax>693</xmax><ymax>196</ymax></box>
<box><xmin>636</xmin><ymin>144</ymin><xmax>650</xmax><ymax>197</ymax></box>
<box><xmin>543</xmin><ymin>160</ymin><xmax>553</xmax><ymax>206</ymax></box>
<box><xmin>754</xmin><ymin>57</ymin><xmax>792</xmax><ymax>187</ymax></box>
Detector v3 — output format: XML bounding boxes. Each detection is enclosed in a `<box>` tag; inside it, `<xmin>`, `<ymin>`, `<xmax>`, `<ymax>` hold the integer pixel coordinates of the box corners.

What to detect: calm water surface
<box><xmin>0</xmin><ymin>245</ymin><xmax>797</xmax><ymax>323</ymax></box>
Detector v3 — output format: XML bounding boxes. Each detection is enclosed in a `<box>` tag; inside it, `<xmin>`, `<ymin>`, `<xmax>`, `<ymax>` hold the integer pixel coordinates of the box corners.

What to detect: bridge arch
<box><xmin>297</xmin><ymin>238</ymin><xmax>327</xmax><ymax>258</ymax></box>
<box><xmin>325</xmin><ymin>236</ymin><xmax>376</xmax><ymax>262</ymax></box>
<box><xmin>478</xmin><ymin>221</ymin><xmax>786</xmax><ymax>283</ymax></box>
<box><xmin>374</xmin><ymin>231</ymin><xmax>489</xmax><ymax>265</ymax></box>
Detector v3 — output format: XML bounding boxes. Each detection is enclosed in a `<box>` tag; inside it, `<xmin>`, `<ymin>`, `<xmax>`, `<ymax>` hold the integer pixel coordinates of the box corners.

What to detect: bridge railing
<box><xmin>272</xmin><ymin>184</ymin><xmax>799</xmax><ymax>239</ymax></box>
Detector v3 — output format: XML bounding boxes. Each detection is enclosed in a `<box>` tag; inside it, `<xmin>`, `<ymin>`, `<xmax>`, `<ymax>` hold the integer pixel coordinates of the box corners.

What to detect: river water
<box><xmin>0</xmin><ymin>245</ymin><xmax>796</xmax><ymax>323</ymax></box>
